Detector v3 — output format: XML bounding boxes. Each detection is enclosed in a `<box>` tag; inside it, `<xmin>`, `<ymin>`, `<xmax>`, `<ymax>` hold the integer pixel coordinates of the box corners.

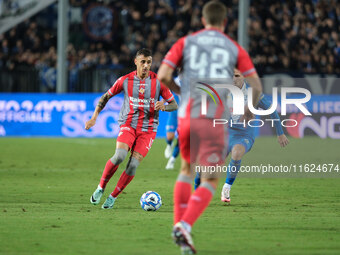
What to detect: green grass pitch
<box><xmin>0</xmin><ymin>137</ymin><xmax>339</xmax><ymax>255</ymax></box>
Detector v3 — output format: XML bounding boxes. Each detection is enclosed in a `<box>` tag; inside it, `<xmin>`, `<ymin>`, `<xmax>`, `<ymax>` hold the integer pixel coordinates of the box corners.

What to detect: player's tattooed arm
<box><xmin>164</xmin><ymin>99</ymin><xmax>178</xmax><ymax>112</ymax></box>
<box><xmin>97</xmin><ymin>92</ymin><xmax>111</xmax><ymax>110</ymax></box>
<box><xmin>85</xmin><ymin>92</ymin><xmax>112</xmax><ymax>130</ymax></box>
<box><xmin>155</xmin><ymin>99</ymin><xmax>178</xmax><ymax>112</ymax></box>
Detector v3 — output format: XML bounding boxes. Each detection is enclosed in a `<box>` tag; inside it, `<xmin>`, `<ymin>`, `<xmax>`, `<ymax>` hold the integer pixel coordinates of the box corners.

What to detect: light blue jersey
<box><xmin>195</xmin><ymin>82</ymin><xmax>285</xmax><ymax>190</ymax></box>
<box><xmin>227</xmin><ymin>82</ymin><xmax>284</xmax><ymax>154</ymax></box>
<box><xmin>166</xmin><ymin>77</ymin><xmax>180</xmax><ymax>133</ymax></box>
<box><xmin>166</xmin><ymin>96</ymin><xmax>179</xmax><ymax>133</ymax></box>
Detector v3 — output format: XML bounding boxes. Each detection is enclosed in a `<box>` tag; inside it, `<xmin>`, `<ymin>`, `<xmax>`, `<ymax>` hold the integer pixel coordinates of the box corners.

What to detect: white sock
<box><xmin>181</xmin><ymin>220</ymin><xmax>192</xmax><ymax>233</ymax></box>
<box><xmin>98</xmin><ymin>185</ymin><xmax>104</xmax><ymax>190</ymax></box>
<box><xmin>223</xmin><ymin>183</ymin><xmax>232</xmax><ymax>190</ymax></box>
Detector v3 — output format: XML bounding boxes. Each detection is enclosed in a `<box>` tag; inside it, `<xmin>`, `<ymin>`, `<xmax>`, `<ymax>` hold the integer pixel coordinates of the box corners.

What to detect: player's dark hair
<box><xmin>136</xmin><ymin>48</ymin><xmax>152</xmax><ymax>58</ymax></box>
<box><xmin>202</xmin><ymin>0</ymin><xmax>227</xmax><ymax>26</ymax></box>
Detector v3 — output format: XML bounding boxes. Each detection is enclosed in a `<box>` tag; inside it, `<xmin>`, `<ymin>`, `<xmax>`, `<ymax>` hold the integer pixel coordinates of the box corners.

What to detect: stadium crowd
<box><xmin>0</xmin><ymin>0</ymin><xmax>339</xmax><ymax>91</ymax></box>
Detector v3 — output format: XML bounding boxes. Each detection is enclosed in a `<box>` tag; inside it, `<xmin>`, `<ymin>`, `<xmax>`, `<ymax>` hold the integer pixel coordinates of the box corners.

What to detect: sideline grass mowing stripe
<box><xmin>0</xmin><ymin>137</ymin><xmax>339</xmax><ymax>254</ymax></box>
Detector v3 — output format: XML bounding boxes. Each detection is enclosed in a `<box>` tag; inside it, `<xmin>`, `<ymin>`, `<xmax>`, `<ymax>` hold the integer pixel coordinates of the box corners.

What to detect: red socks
<box><xmin>99</xmin><ymin>159</ymin><xmax>119</xmax><ymax>189</ymax></box>
<box><xmin>181</xmin><ymin>185</ymin><xmax>214</xmax><ymax>226</ymax></box>
<box><xmin>174</xmin><ymin>180</ymin><xmax>192</xmax><ymax>224</ymax></box>
<box><xmin>111</xmin><ymin>171</ymin><xmax>134</xmax><ymax>198</ymax></box>
<box><xmin>173</xmin><ymin>174</ymin><xmax>216</xmax><ymax>228</ymax></box>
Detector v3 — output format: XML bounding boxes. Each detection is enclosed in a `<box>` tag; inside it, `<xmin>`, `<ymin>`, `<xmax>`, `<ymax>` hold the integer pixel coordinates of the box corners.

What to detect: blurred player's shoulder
<box><xmin>189</xmin><ymin>28</ymin><xmax>206</xmax><ymax>37</ymax></box>
<box><xmin>188</xmin><ymin>28</ymin><xmax>230</xmax><ymax>41</ymax></box>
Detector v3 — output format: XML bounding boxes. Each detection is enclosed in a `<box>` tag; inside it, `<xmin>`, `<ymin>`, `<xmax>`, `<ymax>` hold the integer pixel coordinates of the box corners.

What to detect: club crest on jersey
<box><xmin>139</xmin><ymin>87</ymin><xmax>145</xmax><ymax>94</ymax></box>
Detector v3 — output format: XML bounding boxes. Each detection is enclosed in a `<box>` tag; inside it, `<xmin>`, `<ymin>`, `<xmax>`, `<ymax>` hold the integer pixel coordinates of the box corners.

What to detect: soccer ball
<box><xmin>140</xmin><ymin>191</ymin><xmax>162</xmax><ymax>211</ymax></box>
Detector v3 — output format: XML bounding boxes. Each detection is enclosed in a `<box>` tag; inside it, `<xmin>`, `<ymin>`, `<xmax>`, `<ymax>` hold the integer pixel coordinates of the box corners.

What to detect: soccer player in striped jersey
<box><xmin>194</xmin><ymin>68</ymin><xmax>289</xmax><ymax>202</ymax></box>
<box><xmin>158</xmin><ymin>1</ymin><xmax>262</xmax><ymax>254</ymax></box>
<box><xmin>86</xmin><ymin>48</ymin><xmax>177</xmax><ymax>209</ymax></box>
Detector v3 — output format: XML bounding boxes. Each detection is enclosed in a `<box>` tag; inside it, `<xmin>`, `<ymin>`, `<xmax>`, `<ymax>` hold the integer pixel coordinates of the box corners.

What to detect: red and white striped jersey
<box><xmin>108</xmin><ymin>71</ymin><xmax>174</xmax><ymax>132</ymax></box>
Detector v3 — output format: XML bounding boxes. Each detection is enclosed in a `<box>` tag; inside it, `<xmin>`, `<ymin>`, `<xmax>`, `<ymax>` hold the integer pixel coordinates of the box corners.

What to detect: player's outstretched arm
<box><xmin>241</xmin><ymin>73</ymin><xmax>262</xmax><ymax>122</ymax></box>
<box><xmin>278</xmin><ymin>134</ymin><xmax>289</xmax><ymax>147</ymax></box>
<box><xmin>157</xmin><ymin>64</ymin><xmax>181</xmax><ymax>95</ymax></box>
<box><xmin>277</xmin><ymin>134</ymin><xmax>289</xmax><ymax>148</ymax></box>
<box><xmin>245</xmin><ymin>73</ymin><xmax>262</xmax><ymax>104</ymax></box>
<box><xmin>85</xmin><ymin>92</ymin><xmax>112</xmax><ymax>130</ymax></box>
<box><xmin>257</xmin><ymin>95</ymin><xmax>289</xmax><ymax>148</ymax></box>
<box><xmin>155</xmin><ymin>99</ymin><xmax>178</xmax><ymax>112</ymax></box>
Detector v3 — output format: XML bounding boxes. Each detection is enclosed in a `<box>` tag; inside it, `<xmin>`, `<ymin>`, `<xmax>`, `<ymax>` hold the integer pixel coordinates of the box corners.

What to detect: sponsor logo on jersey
<box><xmin>129</xmin><ymin>97</ymin><xmax>155</xmax><ymax>104</ymax></box>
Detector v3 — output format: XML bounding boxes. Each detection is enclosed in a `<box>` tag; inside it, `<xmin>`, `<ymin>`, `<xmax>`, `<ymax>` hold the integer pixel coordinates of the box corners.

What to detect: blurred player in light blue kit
<box><xmin>164</xmin><ymin>77</ymin><xmax>180</xmax><ymax>170</ymax></box>
<box><xmin>195</xmin><ymin>69</ymin><xmax>289</xmax><ymax>202</ymax></box>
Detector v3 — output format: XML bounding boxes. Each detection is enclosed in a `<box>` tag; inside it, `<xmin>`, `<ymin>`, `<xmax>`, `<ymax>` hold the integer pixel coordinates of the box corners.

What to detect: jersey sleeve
<box><xmin>160</xmin><ymin>83</ymin><xmax>175</xmax><ymax>102</ymax></box>
<box><xmin>107</xmin><ymin>76</ymin><xmax>124</xmax><ymax>96</ymax></box>
<box><xmin>236</xmin><ymin>44</ymin><xmax>257</xmax><ymax>77</ymax></box>
<box><xmin>257</xmin><ymin>95</ymin><xmax>284</xmax><ymax>136</ymax></box>
<box><xmin>162</xmin><ymin>37</ymin><xmax>185</xmax><ymax>69</ymax></box>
